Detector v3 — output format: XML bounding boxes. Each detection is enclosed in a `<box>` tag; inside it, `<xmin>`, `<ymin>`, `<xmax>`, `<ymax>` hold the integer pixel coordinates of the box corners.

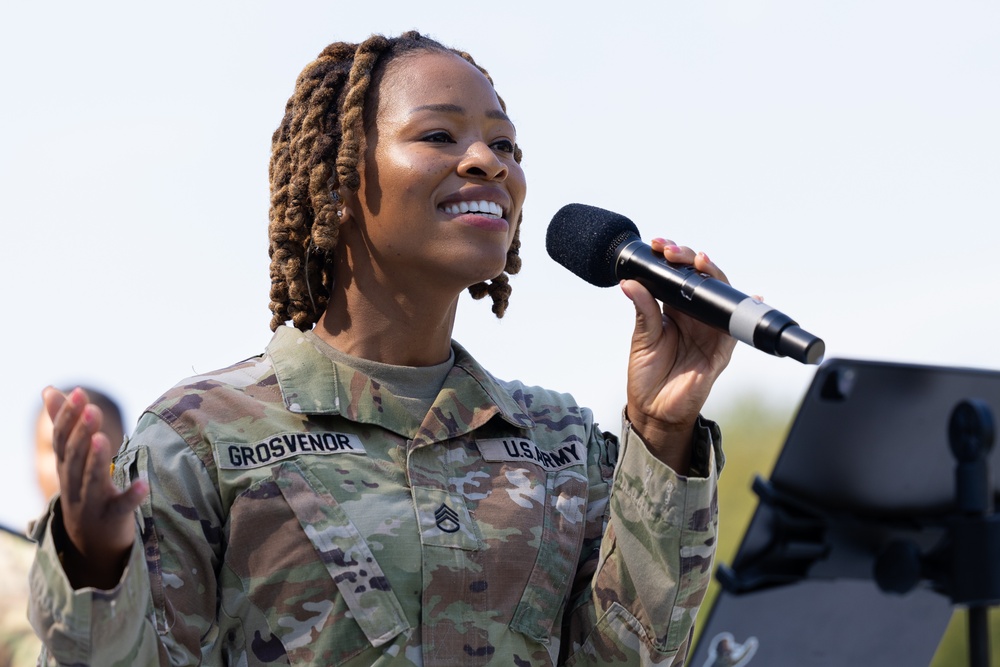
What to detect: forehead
<box><xmin>375</xmin><ymin>51</ymin><xmax>503</xmax><ymax>117</ymax></box>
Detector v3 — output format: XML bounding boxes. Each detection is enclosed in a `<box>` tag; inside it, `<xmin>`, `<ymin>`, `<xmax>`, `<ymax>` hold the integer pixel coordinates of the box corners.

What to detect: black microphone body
<box><xmin>546</xmin><ymin>204</ymin><xmax>825</xmax><ymax>365</ymax></box>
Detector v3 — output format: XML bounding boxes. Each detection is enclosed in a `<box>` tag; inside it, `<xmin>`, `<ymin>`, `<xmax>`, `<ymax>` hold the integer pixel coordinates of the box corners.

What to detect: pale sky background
<box><xmin>1</xmin><ymin>0</ymin><xmax>997</xmax><ymax>531</ymax></box>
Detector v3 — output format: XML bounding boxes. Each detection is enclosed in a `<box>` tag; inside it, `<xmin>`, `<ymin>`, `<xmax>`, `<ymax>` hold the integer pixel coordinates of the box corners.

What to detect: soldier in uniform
<box><xmin>0</xmin><ymin>526</ymin><xmax>36</xmax><ymax>667</ymax></box>
<box><xmin>30</xmin><ymin>31</ymin><xmax>736</xmax><ymax>666</ymax></box>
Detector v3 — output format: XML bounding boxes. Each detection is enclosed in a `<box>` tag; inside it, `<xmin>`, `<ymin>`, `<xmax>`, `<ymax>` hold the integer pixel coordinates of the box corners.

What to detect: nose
<box><xmin>458</xmin><ymin>141</ymin><xmax>508</xmax><ymax>181</ymax></box>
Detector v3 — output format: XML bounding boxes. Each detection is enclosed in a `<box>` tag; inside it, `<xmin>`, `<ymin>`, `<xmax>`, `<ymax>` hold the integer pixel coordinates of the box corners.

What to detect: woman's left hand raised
<box><xmin>620</xmin><ymin>238</ymin><xmax>738</xmax><ymax>474</ymax></box>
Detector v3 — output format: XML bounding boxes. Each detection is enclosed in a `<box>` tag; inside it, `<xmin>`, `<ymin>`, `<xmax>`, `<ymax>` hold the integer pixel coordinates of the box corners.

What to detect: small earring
<box><xmin>332</xmin><ymin>190</ymin><xmax>345</xmax><ymax>220</ymax></box>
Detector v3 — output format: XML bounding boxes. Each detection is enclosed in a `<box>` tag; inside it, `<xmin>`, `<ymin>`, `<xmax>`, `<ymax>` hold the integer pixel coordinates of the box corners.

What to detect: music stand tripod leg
<box><xmin>948</xmin><ymin>399</ymin><xmax>997</xmax><ymax>667</ymax></box>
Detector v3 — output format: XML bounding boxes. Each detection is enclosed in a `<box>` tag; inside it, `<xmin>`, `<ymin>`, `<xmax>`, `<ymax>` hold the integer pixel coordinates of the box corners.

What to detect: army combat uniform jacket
<box><xmin>29</xmin><ymin>326</ymin><xmax>722</xmax><ymax>666</ymax></box>
<box><xmin>0</xmin><ymin>528</ymin><xmax>41</xmax><ymax>666</ymax></box>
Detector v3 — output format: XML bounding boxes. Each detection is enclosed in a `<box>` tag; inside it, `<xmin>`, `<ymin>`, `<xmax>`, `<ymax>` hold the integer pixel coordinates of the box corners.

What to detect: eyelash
<box><xmin>491</xmin><ymin>139</ymin><xmax>515</xmax><ymax>154</ymax></box>
<box><xmin>423</xmin><ymin>131</ymin><xmax>454</xmax><ymax>143</ymax></box>
<box><xmin>421</xmin><ymin>132</ymin><xmax>515</xmax><ymax>154</ymax></box>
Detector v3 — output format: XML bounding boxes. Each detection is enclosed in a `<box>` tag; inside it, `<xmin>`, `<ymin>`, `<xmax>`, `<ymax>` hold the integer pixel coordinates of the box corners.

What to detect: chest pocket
<box><xmin>508</xmin><ymin>465</ymin><xmax>591</xmax><ymax>643</ymax></box>
<box><xmin>227</xmin><ymin>460</ymin><xmax>410</xmax><ymax>665</ymax></box>
<box><xmin>474</xmin><ymin>435</ymin><xmax>592</xmax><ymax>644</ymax></box>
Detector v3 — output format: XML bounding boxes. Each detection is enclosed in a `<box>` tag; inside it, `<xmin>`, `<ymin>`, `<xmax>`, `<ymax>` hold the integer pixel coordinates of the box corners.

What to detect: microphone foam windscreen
<box><xmin>545</xmin><ymin>203</ymin><xmax>641</xmax><ymax>288</ymax></box>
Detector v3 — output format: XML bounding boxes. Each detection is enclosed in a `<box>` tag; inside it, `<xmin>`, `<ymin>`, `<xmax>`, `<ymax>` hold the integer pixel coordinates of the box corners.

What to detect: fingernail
<box><xmin>619</xmin><ymin>280</ymin><xmax>634</xmax><ymax>301</ymax></box>
<box><xmin>70</xmin><ymin>387</ymin><xmax>87</xmax><ymax>408</ymax></box>
<box><xmin>666</xmin><ymin>245</ymin><xmax>681</xmax><ymax>254</ymax></box>
<box><xmin>652</xmin><ymin>237</ymin><xmax>668</xmax><ymax>245</ymax></box>
<box><xmin>700</xmin><ymin>251</ymin><xmax>711</xmax><ymax>263</ymax></box>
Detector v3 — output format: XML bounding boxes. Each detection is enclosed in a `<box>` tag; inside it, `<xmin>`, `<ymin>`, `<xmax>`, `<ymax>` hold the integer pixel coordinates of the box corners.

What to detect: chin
<box><xmin>474</xmin><ymin>254</ymin><xmax>510</xmax><ymax>283</ymax></box>
<box><xmin>441</xmin><ymin>245</ymin><xmax>510</xmax><ymax>289</ymax></box>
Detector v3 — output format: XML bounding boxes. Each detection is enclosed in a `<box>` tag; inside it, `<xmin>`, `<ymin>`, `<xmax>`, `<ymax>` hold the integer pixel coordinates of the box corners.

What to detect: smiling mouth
<box><xmin>440</xmin><ymin>200</ymin><xmax>505</xmax><ymax>219</ymax></box>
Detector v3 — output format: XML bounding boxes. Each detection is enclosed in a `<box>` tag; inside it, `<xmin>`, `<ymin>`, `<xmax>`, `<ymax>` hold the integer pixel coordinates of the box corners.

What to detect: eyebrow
<box><xmin>410</xmin><ymin>103</ymin><xmax>512</xmax><ymax>124</ymax></box>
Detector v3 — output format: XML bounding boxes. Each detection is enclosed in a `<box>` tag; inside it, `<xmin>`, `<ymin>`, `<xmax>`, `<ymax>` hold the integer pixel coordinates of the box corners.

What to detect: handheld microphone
<box><xmin>545</xmin><ymin>203</ymin><xmax>825</xmax><ymax>365</ymax></box>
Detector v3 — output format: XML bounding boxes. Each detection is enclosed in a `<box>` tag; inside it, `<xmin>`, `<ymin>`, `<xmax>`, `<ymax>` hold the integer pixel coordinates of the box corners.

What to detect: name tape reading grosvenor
<box><xmin>217</xmin><ymin>431</ymin><xmax>367</xmax><ymax>470</ymax></box>
<box><xmin>477</xmin><ymin>438</ymin><xmax>584</xmax><ymax>472</ymax></box>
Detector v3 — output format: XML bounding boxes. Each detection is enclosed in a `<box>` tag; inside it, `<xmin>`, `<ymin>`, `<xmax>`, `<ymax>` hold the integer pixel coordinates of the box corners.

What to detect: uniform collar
<box><xmin>267</xmin><ymin>326</ymin><xmax>534</xmax><ymax>440</ymax></box>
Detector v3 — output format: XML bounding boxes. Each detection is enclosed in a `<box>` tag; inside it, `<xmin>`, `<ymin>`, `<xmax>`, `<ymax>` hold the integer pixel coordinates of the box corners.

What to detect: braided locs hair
<box><xmin>268</xmin><ymin>31</ymin><xmax>523</xmax><ymax>332</ymax></box>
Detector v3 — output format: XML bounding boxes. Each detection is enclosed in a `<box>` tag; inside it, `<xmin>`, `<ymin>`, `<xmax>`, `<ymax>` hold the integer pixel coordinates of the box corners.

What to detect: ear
<box><xmin>339</xmin><ymin>202</ymin><xmax>354</xmax><ymax>225</ymax></box>
<box><xmin>338</xmin><ymin>186</ymin><xmax>362</xmax><ymax>226</ymax></box>
<box><xmin>332</xmin><ymin>187</ymin><xmax>353</xmax><ymax>225</ymax></box>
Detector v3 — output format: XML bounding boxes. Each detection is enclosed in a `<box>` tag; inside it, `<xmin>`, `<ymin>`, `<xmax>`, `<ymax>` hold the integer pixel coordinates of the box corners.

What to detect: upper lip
<box><xmin>438</xmin><ymin>187</ymin><xmax>512</xmax><ymax>218</ymax></box>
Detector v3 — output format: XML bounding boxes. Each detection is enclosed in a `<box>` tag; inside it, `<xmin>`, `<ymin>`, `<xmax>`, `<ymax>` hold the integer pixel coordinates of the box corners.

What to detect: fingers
<box><xmin>61</xmin><ymin>405</ymin><xmax>103</xmax><ymax>503</ymax></box>
<box><xmin>42</xmin><ymin>386</ymin><xmax>67</xmax><ymax>422</ymax></box>
<box><xmin>694</xmin><ymin>251</ymin><xmax>729</xmax><ymax>285</ymax></box>
<box><xmin>83</xmin><ymin>433</ymin><xmax>148</xmax><ymax>518</ymax></box>
<box><xmin>49</xmin><ymin>387</ymin><xmax>108</xmax><ymax>504</ymax></box>
<box><xmin>44</xmin><ymin>387</ymin><xmax>71</xmax><ymax>460</ymax></box>
<box><xmin>620</xmin><ymin>279</ymin><xmax>669</xmax><ymax>351</ymax></box>
<box><xmin>113</xmin><ymin>479</ymin><xmax>150</xmax><ymax>518</ymax></box>
<box><xmin>79</xmin><ymin>430</ymin><xmax>113</xmax><ymax>506</ymax></box>
<box><xmin>624</xmin><ymin>237</ymin><xmax>737</xmax><ymax>359</ymax></box>
<box><xmin>651</xmin><ymin>238</ymin><xmax>730</xmax><ymax>286</ymax></box>
<box><xmin>59</xmin><ymin>418</ymin><xmax>145</xmax><ymax>570</ymax></box>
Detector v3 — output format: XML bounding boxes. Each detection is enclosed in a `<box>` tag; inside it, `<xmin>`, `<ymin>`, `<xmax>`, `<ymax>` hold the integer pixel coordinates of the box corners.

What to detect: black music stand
<box><xmin>690</xmin><ymin>358</ymin><xmax>1000</xmax><ymax>667</ymax></box>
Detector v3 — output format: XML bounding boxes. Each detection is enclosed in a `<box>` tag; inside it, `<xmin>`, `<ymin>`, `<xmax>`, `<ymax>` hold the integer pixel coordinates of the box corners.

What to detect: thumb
<box><xmin>110</xmin><ymin>479</ymin><xmax>149</xmax><ymax>519</ymax></box>
<box><xmin>620</xmin><ymin>279</ymin><xmax>665</xmax><ymax>349</ymax></box>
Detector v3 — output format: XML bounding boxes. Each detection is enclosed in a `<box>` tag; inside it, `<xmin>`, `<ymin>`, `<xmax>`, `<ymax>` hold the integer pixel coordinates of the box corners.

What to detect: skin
<box><xmin>35</xmin><ymin>410</ymin><xmax>59</xmax><ymax>501</ymax></box>
<box><xmin>621</xmin><ymin>239</ymin><xmax>736</xmax><ymax>472</ymax></box>
<box><xmin>45</xmin><ymin>49</ymin><xmax>735</xmax><ymax>590</ymax></box>
<box><xmin>318</xmin><ymin>51</ymin><xmax>526</xmax><ymax>367</ymax></box>
<box><xmin>42</xmin><ymin>387</ymin><xmax>145</xmax><ymax>589</ymax></box>
<box><xmin>36</xmin><ymin>399</ymin><xmax>124</xmax><ymax>503</ymax></box>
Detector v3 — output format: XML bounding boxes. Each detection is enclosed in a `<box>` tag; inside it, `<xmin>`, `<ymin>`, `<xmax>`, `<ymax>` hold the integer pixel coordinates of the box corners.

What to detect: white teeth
<box><xmin>442</xmin><ymin>200</ymin><xmax>504</xmax><ymax>217</ymax></box>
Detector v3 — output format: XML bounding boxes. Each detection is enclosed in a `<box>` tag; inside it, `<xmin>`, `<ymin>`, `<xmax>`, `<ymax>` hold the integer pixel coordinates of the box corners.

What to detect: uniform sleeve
<box><xmin>561</xmin><ymin>415</ymin><xmax>722</xmax><ymax>666</ymax></box>
<box><xmin>28</xmin><ymin>413</ymin><xmax>224</xmax><ymax>666</ymax></box>
<box><xmin>28</xmin><ymin>505</ymin><xmax>156</xmax><ymax>666</ymax></box>
<box><xmin>0</xmin><ymin>531</ymin><xmax>42</xmax><ymax>667</ymax></box>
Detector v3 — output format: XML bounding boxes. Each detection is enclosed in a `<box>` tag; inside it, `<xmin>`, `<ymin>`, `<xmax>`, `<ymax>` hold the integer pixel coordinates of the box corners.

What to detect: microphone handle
<box><xmin>615</xmin><ymin>239</ymin><xmax>825</xmax><ymax>365</ymax></box>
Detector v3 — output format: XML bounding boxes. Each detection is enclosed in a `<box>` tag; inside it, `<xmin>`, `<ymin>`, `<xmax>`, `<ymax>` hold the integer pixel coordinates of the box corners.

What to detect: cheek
<box><xmin>381</xmin><ymin>144</ymin><xmax>445</xmax><ymax>182</ymax></box>
<box><xmin>508</xmin><ymin>164</ymin><xmax>527</xmax><ymax>208</ymax></box>
<box><xmin>37</xmin><ymin>450</ymin><xmax>58</xmax><ymax>487</ymax></box>
<box><xmin>508</xmin><ymin>167</ymin><xmax>526</xmax><ymax>234</ymax></box>
<box><xmin>388</xmin><ymin>163</ymin><xmax>445</xmax><ymax>207</ymax></box>
<box><xmin>37</xmin><ymin>447</ymin><xmax>55</xmax><ymax>467</ymax></box>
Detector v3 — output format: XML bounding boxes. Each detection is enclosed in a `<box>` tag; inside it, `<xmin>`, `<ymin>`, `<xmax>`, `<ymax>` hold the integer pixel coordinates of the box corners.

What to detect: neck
<box><xmin>315</xmin><ymin>282</ymin><xmax>459</xmax><ymax>367</ymax></box>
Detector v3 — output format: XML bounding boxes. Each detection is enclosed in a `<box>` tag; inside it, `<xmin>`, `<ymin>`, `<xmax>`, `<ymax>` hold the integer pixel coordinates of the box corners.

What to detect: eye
<box><xmin>491</xmin><ymin>138</ymin><xmax>515</xmax><ymax>154</ymax></box>
<box><xmin>421</xmin><ymin>131</ymin><xmax>454</xmax><ymax>144</ymax></box>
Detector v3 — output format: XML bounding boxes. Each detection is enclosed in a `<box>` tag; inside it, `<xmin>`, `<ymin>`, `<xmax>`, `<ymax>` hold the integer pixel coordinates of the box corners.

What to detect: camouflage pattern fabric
<box><xmin>29</xmin><ymin>326</ymin><xmax>722</xmax><ymax>666</ymax></box>
<box><xmin>0</xmin><ymin>528</ymin><xmax>40</xmax><ymax>667</ymax></box>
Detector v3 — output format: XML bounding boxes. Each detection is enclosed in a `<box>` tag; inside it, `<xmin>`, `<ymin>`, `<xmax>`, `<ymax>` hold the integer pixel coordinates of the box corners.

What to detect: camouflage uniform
<box><xmin>0</xmin><ymin>528</ymin><xmax>41</xmax><ymax>667</ymax></box>
<box><xmin>29</xmin><ymin>326</ymin><xmax>722</xmax><ymax>666</ymax></box>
